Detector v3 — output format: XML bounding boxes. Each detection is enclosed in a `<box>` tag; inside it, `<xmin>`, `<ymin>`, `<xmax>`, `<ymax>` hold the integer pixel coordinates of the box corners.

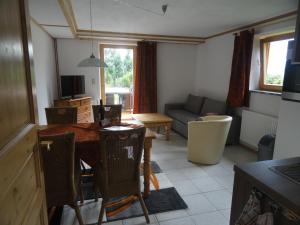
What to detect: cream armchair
<box><xmin>188</xmin><ymin>115</ymin><xmax>232</xmax><ymax>164</ymax></box>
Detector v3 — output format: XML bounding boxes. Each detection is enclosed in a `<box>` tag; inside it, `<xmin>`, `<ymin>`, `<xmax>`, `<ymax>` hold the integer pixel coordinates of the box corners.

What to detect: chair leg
<box><xmin>94</xmin><ymin>178</ymin><xmax>98</xmax><ymax>202</ymax></box>
<box><xmin>97</xmin><ymin>199</ymin><xmax>107</xmax><ymax>225</ymax></box>
<box><xmin>138</xmin><ymin>193</ymin><xmax>150</xmax><ymax>224</ymax></box>
<box><xmin>78</xmin><ymin>181</ymin><xmax>84</xmax><ymax>204</ymax></box>
<box><xmin>71</xmin><ymin>204</ymin><xmax>84</xmax><ymax>225</ymax></box>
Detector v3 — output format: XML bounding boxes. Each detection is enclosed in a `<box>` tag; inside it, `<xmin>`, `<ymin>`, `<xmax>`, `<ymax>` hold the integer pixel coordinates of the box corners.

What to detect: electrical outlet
<box><xmin>91</xmin><ymin>78</ymin><xmax>95</xmax><ymax>85</ymax></box>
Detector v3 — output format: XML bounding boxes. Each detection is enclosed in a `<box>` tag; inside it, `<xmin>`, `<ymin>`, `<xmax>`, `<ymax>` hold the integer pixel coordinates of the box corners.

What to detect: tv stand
<box><xmin>54</xmin><ymin>96</ymin><xmax>92</xmax><ymax>123</ymax></box>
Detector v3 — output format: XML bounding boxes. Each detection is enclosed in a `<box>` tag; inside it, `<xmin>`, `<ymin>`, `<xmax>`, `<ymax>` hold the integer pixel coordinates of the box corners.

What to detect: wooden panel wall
<box><xmin>0</xmin><ymin>0</ymin><xmax>48</xmax><ymax>225</ymax></box>
<box><xmin>0</xmin><ymin>0</ymin><xmax>32</xmax><ymax>148</ymax></box>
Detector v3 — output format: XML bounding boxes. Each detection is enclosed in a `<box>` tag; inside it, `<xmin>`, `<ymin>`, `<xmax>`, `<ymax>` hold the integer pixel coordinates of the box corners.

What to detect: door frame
<box><xmin>99</xmin><ymin>44</ymin><xmax>137</xmax><ymax>104</ymax></box>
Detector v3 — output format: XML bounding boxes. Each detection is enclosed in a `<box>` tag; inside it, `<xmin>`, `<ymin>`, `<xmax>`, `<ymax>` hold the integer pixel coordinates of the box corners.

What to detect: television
<box><xmin>61</xmin><ymin>75</ymin><xmax>85</xmax><ymax>99</ymax></box>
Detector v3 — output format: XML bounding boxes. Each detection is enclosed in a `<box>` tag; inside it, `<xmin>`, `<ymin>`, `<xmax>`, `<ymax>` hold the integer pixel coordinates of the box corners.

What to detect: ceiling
<box><xmin>29</xmin><ymin>0</ymin><xmax>298</xmax><ymax>39</ymax></box>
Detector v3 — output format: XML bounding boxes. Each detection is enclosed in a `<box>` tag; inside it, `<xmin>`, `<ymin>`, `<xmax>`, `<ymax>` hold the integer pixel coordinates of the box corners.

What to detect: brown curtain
<box><xmin>226</xmin><ymin>30</ymin><xmax>254</xmax><ymax>107</ymax></box>
<box><xmin>133</xmin><ymin>41</ymin><xmax>157</xmax><ymax>113</ymax></box>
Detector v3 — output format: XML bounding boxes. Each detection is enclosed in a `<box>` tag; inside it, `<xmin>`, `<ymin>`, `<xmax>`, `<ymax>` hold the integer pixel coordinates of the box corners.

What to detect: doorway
<box><xmin>100</xmin><ymin>44</ymin><xmax>136</xmax><ymax>116</ymax></box>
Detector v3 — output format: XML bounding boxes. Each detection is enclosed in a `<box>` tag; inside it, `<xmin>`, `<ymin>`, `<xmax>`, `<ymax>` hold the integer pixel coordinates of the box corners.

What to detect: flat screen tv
<box><xmin>61</xmin><ymin>75</ymin><xmax>85</xmax><ymax>99</ymax></box>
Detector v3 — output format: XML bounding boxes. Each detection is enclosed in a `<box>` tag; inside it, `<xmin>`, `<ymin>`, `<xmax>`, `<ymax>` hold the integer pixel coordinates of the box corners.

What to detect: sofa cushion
<box><xmin>167</xmin><ymin>109</ymin><xmax>198</xmax><ymax>124</ymax></box>
<box><xmin>184</xmin><ymin>94</ymin><xmax>204</xmax><ymax>114</ymax></box>
<box><xmin>200</xmin><ymin>98</ymin><xmax>227</xmax><ymax>116</ymax></box>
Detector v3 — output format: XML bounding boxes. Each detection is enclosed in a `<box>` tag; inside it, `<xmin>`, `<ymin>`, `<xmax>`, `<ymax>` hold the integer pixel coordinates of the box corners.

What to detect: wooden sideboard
<box><xmin>54</xmin><ymin>97</ymin><xmax>92</xmax><ymax>123</ymax></box>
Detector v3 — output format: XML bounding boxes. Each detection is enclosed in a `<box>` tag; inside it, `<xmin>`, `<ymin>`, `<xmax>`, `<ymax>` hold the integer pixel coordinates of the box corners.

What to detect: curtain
<box><xmin>133</xmin><ymin>41</ymin><xmax>157</xmax><ymax>113</ymax></box>
<box><xmin>226</xmin><ymin>30</ymin><xmax>254</xmax><ymax>107</ymax></box>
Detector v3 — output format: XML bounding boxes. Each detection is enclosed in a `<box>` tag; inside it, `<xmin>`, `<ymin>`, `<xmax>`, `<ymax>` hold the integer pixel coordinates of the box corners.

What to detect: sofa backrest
<box><xmin>184</xmin><ymin>94</ymin><xmax>205</xmax><ymax>114</ymax></box>
<box><xmin>200</xmin><ymin>98</ymin><xmax>227</xmax><ymax>116</ymax></box>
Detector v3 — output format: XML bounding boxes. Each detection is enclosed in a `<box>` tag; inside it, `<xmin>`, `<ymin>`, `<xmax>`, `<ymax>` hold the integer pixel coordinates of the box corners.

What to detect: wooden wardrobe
<box><xmin>0</xmin><ymin>0</ymin><xmax>48</xmax><ymax>225</ymax></box>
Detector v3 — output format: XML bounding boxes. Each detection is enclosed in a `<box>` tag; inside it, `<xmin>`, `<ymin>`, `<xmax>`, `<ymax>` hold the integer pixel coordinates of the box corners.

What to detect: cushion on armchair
<box><xmin>184</xmin><ymin>94</ymin><xmax>204</xmax><ymax>114</ymax></box>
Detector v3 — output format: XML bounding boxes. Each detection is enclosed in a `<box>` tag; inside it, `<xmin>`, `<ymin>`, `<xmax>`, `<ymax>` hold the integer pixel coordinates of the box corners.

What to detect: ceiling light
<box><xmin>78</xmin><ymin>0</ymin><xmax>107</xmax><ymax>68</ymax></box>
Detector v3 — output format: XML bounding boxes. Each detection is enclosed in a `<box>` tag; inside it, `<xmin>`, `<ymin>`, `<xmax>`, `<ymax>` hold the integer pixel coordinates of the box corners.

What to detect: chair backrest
<box><xmin>92</xmin><ymin>104</ymin><xmax>122</xmax><ymax>123</ymax></box>
<box><xmin>45</xmin><ymin>107</ymin><xmax>77</xmax><ymax>124</ymax></box>
<box><xmin>96</xmin><ymin>127</ymin><xmax>146</xmax><ymax>198</ymax></box>
<box><xmin>39</xmin><ymin>132</ymin><xmax>79</xmax><ymax>207</ymax></box>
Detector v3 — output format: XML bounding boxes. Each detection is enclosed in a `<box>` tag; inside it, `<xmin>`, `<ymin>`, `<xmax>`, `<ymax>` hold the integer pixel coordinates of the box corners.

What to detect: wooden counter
<box><xmin>230</xmin><ymin>157</ymin><xmax>300</xmax><ymax>225</ymax></box>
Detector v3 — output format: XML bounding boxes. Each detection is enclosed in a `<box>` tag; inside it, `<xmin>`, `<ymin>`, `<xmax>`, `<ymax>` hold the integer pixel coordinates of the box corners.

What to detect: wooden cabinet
<box><xmin>293</xmin><ymin>1</ymin><xmax>300</xmax><ymax>62</ymax></box>
<box><xmin>230</xmin><ymin>158</ymin><xmax>300</xmax><ymax>225</ymax></box>
<box><xmin>54</xmin><ymin>97</ymin><xmax>92</xmax><ymax>123</ymax></box>
<box><xmin>0</xmin><ymin>0</ymin><xmax>48</xmax><ymax>224</ymax></box>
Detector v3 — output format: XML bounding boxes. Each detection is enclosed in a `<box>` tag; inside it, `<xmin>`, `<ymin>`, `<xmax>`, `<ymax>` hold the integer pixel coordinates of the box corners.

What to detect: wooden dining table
<box><xmin>38</xmin><ymin>122</ymin><xmax>156</xmax><ymax>198</ymax></box>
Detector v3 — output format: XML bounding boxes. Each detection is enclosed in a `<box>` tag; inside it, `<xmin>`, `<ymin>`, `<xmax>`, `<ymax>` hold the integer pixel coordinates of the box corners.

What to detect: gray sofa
<box><xmin>165</xmin><ymin>94</ymin><xmax>241</xmax><ymax>145</ymax></box>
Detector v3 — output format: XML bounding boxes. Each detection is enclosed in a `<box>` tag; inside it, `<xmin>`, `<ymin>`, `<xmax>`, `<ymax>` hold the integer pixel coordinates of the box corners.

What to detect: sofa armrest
<box><xmin>164</xmin><ymin>103</ymin><xmax>185</xmax><ymax>114</ymax></box>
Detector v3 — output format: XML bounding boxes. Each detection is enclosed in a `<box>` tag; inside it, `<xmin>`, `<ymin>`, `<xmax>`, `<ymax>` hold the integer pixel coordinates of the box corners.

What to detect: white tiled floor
<box><xmin>62</xmin><ymin>131</ymin><xmax>257</xmax><ymax>225</ymax></box>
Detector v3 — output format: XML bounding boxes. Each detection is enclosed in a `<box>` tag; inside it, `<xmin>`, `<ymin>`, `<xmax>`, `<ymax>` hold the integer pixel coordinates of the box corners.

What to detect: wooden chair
<box><xmin>95</xmin><ymin>127</ymin><xmax>150</xmax><ymax>225</ymax></box>
<box><xmin>45</xmin><ymin>107</ymin><xmax>77</xmax><ymax>124</ymax></box>
<box><xmin>39</xmin><ymin>133</ymin><xmax>84</xmax><ymax>225</ymax></box>
<box><xmin>92</xmin><ymin>104</ymin><xmax>122</xmax><ymax>123</ymax></box>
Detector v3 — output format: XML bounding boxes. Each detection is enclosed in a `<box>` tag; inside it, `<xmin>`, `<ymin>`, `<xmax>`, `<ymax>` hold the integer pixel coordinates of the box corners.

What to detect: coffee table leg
<box><xmin>165</xmin><ymin>124</ymin><xmax>171</xmax><ymax>141</ymax></box>
<box><xmin>143</xmin><ymin>139</ymin><xmax>152</xmax><ymax>198</ymax></box>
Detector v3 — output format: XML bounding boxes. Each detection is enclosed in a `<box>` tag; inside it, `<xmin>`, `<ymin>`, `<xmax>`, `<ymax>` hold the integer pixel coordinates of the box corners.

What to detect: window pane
<box><xmin>265</xmin><ymin>39</ymin><xmax>292</xmax><ymax>86</ymax></box>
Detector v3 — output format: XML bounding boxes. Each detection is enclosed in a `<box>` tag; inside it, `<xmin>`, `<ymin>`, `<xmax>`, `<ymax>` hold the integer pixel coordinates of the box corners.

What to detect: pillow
<box><xmin>200</xmin><ymin>98</ymin><xmax>226</xmax><ymax>116</ymax></box>
<box><xmin>184</xmin><ymin>94</ymin><xmax>204</xmax><ymax>114</ymax></box>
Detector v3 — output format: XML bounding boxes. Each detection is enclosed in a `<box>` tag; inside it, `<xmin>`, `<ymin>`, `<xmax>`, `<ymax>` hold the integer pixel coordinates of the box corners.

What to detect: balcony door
<box><xmin>100</xmin><ymin>44</ymin><xmax>136</xmax><ymax>115</ymax></box>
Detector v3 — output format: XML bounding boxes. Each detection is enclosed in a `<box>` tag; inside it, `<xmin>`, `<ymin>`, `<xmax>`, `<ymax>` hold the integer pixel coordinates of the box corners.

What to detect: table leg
<box><xmin>143</xmin><ymin>139</ymin><xmax>152</xmax><ymax>198</ymax></box>
<box><xmin>165</xmin><ymin>123</ymin><xmax>171</xmax><ymax>141</ymax></box>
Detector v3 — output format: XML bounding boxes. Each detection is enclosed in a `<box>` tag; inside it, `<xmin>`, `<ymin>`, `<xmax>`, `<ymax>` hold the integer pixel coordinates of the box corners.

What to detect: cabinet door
<box><xmin>0</xmin><ymin>0</ymin><xmax>48</xmax><ymax>224</ymax></box>
<box><xmin>293</xmin><ymin>2</ymin><xmax>300</xmax><ymax>62</ymax></box>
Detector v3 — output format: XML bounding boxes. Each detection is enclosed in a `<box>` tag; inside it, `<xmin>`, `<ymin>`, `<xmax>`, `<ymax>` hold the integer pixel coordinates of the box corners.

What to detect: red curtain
<box><xmin>226</xmin><ymin>30</ymin><xmax>254</xmax><ymax>107</ymax></box>
<box><xmin>133</xmin><ymin>41</ymin><xmax>157</xmax><ymax>113</ymax></box>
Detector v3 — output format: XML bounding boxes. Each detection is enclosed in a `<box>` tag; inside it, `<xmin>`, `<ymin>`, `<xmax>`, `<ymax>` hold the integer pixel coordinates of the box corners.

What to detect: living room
<box><xmin>1</xmin><ymin>0</ymin><xmax>300</xmax><ymax>225</ymax></box>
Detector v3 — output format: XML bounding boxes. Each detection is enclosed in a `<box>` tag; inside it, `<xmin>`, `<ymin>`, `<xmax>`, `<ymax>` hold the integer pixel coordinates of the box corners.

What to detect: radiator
<box><xmin>240</xmin><ymin>110</ymin><xmax>278</xmax><ymax>151</ymax></box>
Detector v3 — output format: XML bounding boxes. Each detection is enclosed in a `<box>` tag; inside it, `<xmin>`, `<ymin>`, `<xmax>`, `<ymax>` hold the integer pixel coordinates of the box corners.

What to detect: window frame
<box><xmin>99</xmin><ymin>44</ymin><xmax>137</xmax><ymax>104</ymax></box>
<box><xmin>259</xmin><ymin>33</ymin><xmax>294</xmax><ymax>92</ymax></box>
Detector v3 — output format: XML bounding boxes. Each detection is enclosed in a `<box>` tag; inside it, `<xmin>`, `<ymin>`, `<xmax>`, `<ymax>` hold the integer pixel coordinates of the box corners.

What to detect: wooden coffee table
<box><xmin>132</xmin><ymin>113</ymin><xmax>173</xmax><ymax>140</ymax></box>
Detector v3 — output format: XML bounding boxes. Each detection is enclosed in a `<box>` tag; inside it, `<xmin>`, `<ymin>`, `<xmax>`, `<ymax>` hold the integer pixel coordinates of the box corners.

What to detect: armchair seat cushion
<box><xmin>167</xmin><ymin>109</ymin><xmax>199</xmax><ymax>124</ymax></box>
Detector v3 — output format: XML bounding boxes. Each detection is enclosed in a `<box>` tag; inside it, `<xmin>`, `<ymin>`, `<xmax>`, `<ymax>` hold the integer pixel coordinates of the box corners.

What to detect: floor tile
<box><xmin>181</xmin><ymin>167</ymin><xmax>208</xmax><ymax>179</ymax></box>
<box><xmin>106</xmin><ymin>220</ymin><xmax>123</xmax><ymax>225</ymax></box>
<box><xmin>212</xmin><ymin>175</ymin><xmax>234</xmax><ymax>190</ymax></box>
<box><xmin>165</xmin><ymin>169</ymin><xmax>189</xmax><ymax>182</ymax></box>
<box><xmin>173</xmin><ymin>180</ymin><xmax>200</xmax><ymax>196</ymax></box>
<box><xmin>219</xmin><ymin>209</ymin><xmax>231</xmax><ymax>220</ymax></box>
<box><xmin>191</xmin><ymin>211</ymin><xmax>229</xmax><ymax>225</ymax></box>
<box><xmin>191</xmin><ymin>177</ymin><xmax>224</xmax><ymax>193</ymax></box>
<box><xmin>183</xmin><ymin>194</ymin><xmax>216</xmax><ymax>215</ymax></box>
<box><xmin>122</xmin><ymin>215</ymin><xmax>157</xmax><ymax>225</ymax></box>
<box><xmin>203</xmin><ymin>190</ymin><xmax>232</xmax><ymax>210</ymax></box>
<box><xmin>155</xmin><ymin>209</ymin><xmax>189</xmax><ymax>222</ymax></box>
<box><xmin>159</xmin><ymin>216</ymin><xmax>196</xmax><ymax>225</ymax></box>
<box><xmin>202</xmin><ymin>164</ymin><xmax>233</xmax><ymax>177</ymax></box>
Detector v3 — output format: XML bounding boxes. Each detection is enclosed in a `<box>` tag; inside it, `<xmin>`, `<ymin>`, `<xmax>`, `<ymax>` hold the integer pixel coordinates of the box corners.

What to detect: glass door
<box><xmin>100</xmin><ymin>45</ymin><xmax>136</xmax><ymax>116</ymax></box>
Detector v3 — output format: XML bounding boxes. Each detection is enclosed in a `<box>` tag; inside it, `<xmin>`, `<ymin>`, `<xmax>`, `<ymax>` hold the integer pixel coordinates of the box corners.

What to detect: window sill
<box><xmin>249</xmin><ymin>89</ymin><xmax>282</xmax><ymax>96</ymax></box>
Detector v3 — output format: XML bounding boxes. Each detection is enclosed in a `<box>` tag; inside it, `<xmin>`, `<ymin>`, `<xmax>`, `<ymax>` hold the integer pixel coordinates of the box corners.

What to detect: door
<box><xmin>100</xmin><ymin>44</ymin><xmax>136</xmax><ymax>117</ymax></box>
<box><xmin>0</xmin><ymin>0</ymin><xmax>48</xmax><ymax>225</ymax></box>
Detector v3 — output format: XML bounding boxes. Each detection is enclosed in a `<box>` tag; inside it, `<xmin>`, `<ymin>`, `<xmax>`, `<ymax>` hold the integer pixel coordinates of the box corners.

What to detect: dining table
<box><xmin>38</xmin><ymin>122</ymin><xmax>156</xmax><ymax>198</ymax></box>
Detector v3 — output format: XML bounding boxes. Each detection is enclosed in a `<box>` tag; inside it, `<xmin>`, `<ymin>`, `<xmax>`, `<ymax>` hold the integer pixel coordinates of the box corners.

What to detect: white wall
<box><xmin>194</xmin><ymin>19</ymin><xmax>295</xmax><ymax>117</ymax></box>
<box><xmin>195</xmin><ymin>33</ymin><xmax>234</xmax><ymax>101</ymax></box>
<box><xmin>31</xmin><ymin>21</ymin><xmax>58</xmax><ymax>125</ymax></box>
<box><xmin>157</xmin><ymin>43</ymin><xmax>197</xmax><ymax>112</ymax></box>
<box><xmin>56</xmin><ymin>39</ymin><xmax>101</xmax><ymax>103</ymax></box>
<box><xmin>56</xmin><ymin>40</ymin><xmax>198</xmax><ymax>111</ymax></box>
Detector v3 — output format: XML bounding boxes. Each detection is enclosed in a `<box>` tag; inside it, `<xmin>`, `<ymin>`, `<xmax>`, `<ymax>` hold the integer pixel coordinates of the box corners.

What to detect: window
<box><xmin>100</xmin><ymin>44</ymin><xmax>136</xmax><ymax>114</ymax></box>
<box><xmin>260</xmin><ymin>33</ymin><xmax>294</xmax><ymax>92</ymax></box>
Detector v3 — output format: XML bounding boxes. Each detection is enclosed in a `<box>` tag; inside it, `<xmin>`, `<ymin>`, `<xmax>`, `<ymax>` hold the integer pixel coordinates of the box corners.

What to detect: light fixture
<box><xmin>78</xmin><ymin>0</ymin><xmax>107</xmax><ymax>68</ymax></box>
